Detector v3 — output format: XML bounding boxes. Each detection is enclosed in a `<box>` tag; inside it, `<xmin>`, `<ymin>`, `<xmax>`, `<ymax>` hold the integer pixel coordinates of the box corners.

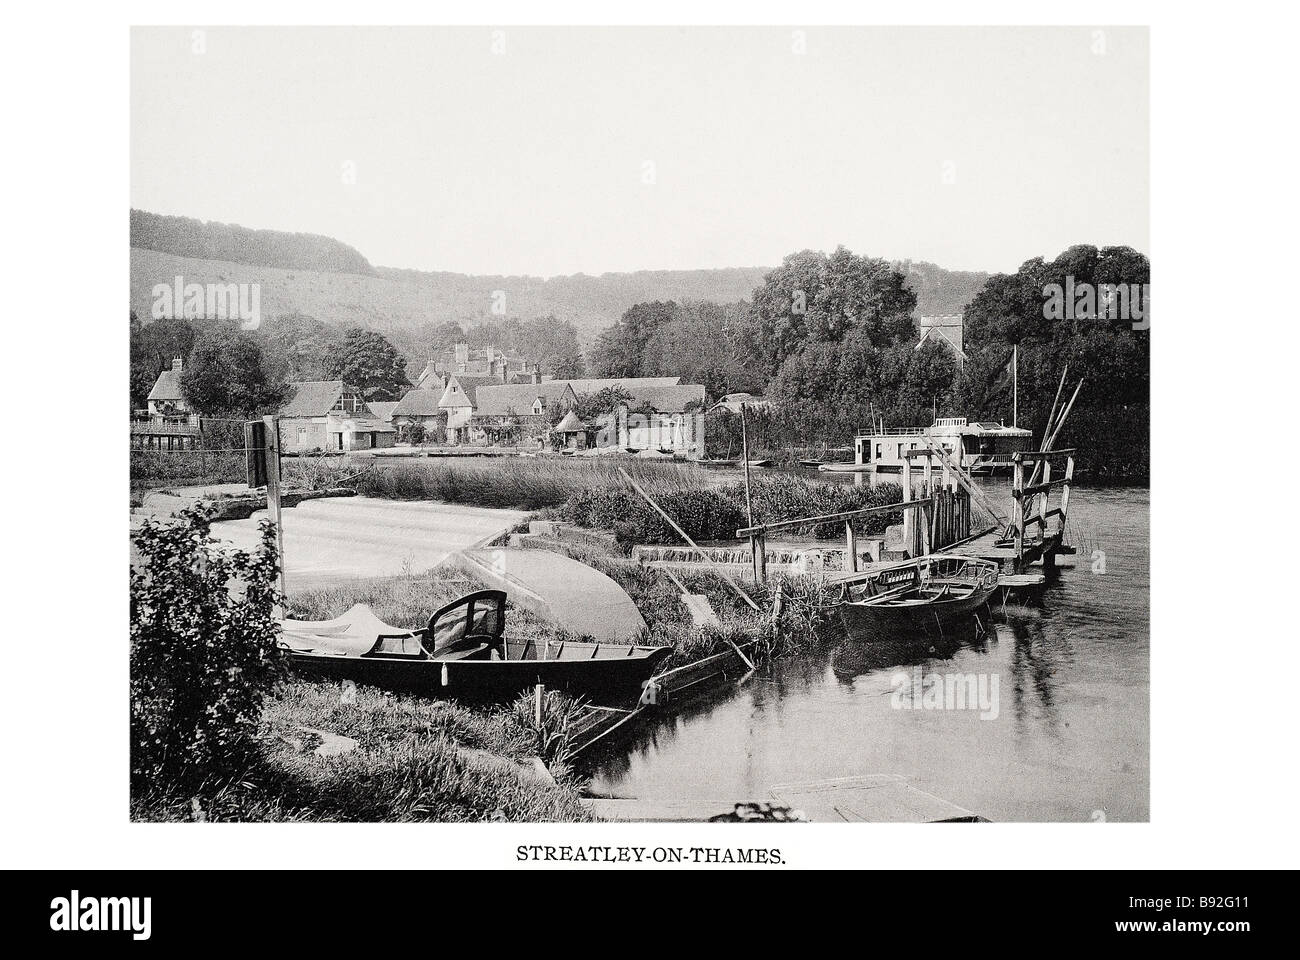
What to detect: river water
<box><xmin>589</xmin><ymin>477</ymin><xmax>1149</xmax><ymax>822</ymax></box>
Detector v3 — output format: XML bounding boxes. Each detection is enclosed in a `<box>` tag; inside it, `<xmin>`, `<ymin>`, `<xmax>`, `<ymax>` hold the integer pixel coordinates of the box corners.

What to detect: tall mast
<box><xmin>1012</xmin><ymin>343</ymin><xmax>1018</xmax><ymax>429</ymax></box>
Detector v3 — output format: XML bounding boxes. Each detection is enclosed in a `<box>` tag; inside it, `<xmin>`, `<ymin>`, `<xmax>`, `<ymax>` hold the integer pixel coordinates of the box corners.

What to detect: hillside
<box><xmin>130</xmin><ymin>210</ymin><xmax>377</xmax><ymax>277</ymax></box>
<box><xmin>129</xmin><ymin>210</ymin><xmax>991</xmax><ymax>350</ymax></box>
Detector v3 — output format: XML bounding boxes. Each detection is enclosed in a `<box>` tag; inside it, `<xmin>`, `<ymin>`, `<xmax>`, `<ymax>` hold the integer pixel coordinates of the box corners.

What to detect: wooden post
<box><xmin>263</xmin><ymin>415</ymin><xmax>288</xmax><ymax>601</ymax></box>
<box><xmin>752</xmin><ymin>531</ymin><xmax>767</xmax><ymax>585</ymax></box>
<box><xmin>534</xmin><ymin>683</ymin><xmax>544</xmax><ymax>728</ymax></box>
<box><xmin>739</xmin><ymin>403</ymin><xmax>758</xmax><ymax>581</ymax></box>
<box><xmin>845</xmin><ymin>521</ymin><xmax>858</xmax><ymax>573</ymax></box>
<box><xmin>1012</xmin><ymin>455</ymin><xmax>1025</xmax><ymax>565</ymax></box>
<box><xmin>1039</xmin><ymin>458</ymin><xmax>1052</xmax><ymax>533</ymax></box>
<box><xmin>1059</xmin><ymin>454</ymin><xmax>1075</xmax><ymax>537</ymax></box>
<box><xmin>901</xmin><ymin>454</ymin><xmax>913</xmax><ymax>555</ymax></box>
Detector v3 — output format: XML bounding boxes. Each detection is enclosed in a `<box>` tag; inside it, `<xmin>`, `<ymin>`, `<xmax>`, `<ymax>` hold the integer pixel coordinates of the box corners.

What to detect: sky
<box><xmin>131</xmin><ymin>26</ymin><xmax>1148</xmax><ymax>277</ymax></box>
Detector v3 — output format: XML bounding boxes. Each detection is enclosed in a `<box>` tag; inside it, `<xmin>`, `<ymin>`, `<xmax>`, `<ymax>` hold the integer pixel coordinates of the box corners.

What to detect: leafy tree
<box><xmin>326</xmin><ymin>328</ymin><xmax>411</xmax><ymax>395</ymax></box>
<box><xmin>588</xmin><ymin>300</ymin><xmax>680</xmax><ymax>378</ymax></box>
<box><xmin>955</xmin><ymin>244</ymin><xmax>1150</xmax><ymax>477</ymax></box>
<box><xmin>130</xmin><ymin>313</ymin><xmax>197</xmax><ymax>408</ymax></box>
<box><xmin>640</xmin><ymin>300</ymin><xmax>765</xmax><ymax>399</ymax></box>
<box><xmin>574</xmin><ymin>386</ymin><xmax>633</xmax><ymax>422</ymax></box>
<box><xmin>181</xmin><ymin>328</ymin><xmax>286</xmax><ymax>415</ymax></box>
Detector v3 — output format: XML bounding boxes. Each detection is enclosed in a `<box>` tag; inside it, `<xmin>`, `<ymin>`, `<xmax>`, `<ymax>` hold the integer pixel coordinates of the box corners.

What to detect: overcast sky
<box><xmin>131</xmin><ymin>26</ymin><xmax>1148</xmax><ymax>277</ymax></box>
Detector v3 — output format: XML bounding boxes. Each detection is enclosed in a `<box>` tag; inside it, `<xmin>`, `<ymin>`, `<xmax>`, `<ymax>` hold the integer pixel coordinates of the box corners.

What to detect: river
<box><xmin>589</xmin><ymin>476</ymin><xmax>1149</xmax><ymax>822</ymax></box>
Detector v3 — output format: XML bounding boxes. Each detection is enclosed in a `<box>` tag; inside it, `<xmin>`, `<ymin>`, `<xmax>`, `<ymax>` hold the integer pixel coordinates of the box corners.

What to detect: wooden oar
<box><xmin>619</xmin><ymin>468</ymin><xmax>761</xmax><ymax>613</ymax></box>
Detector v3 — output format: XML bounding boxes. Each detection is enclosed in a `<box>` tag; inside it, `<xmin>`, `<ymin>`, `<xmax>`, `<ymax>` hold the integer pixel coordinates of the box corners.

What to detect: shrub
<box><xmin>562</xmin><ymin>473</ymin><xmax>903</xmax><ymax>544</ymax></box>
<box><xmin>130</xmin><ymin>506</ymin><xmax>286</xmax><ymax>788</ymax></box>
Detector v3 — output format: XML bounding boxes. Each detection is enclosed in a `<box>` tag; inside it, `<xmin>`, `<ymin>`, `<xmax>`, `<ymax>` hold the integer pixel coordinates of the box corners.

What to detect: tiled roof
<box><xmin>366</xmin><ymin>402</ymin><xmax>398</xmax><ymax>422</ymax></box>
<box><xmin>279</xmin><ymin>381</ymin><xmax>345</xmax><ymax>418</ymax></box>
<box><xmin>439</xmin><ymin>375</ymin><xmax>500</xmax><ymax>408</ymax></box>
<box><xmin>392</xmin><ymin>389</ymin><xmax>444</xmax><ymax>417</ymax></box>
<box><xmin>474</xmin><ymin>382</ymin><xmax>575</xmax><ymax>417</ymax></box>
<box><xmin>147</xmin><ymin>368</ymin><xmax>184</xmax><ymax>401</ymax></box>
<box><xmin>559</xmin><ymin>376</ymin><xmax>680</xmax><ymax>395</ymax></box>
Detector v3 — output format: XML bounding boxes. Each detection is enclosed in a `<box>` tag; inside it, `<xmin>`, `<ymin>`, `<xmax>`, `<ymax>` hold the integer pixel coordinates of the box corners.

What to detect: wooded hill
<box><xmin>129</xmin><ymin>210</ymin><xmax>988</xmax><ymax>350</ymax></box>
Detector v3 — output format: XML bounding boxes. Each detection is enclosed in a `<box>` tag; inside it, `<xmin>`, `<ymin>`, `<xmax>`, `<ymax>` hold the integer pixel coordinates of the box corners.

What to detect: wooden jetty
<box><xmin>739</xmin><ymin>438</ymin><xmax>1076</xmax><ymax>579</ymax></box>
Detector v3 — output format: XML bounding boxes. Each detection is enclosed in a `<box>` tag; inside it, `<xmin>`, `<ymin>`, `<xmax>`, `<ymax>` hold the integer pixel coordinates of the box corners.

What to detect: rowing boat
<box><xmin>837</xmin><ymin>555</ymin><xmax>999</xmax><ymax>638</ymax></box>
<box><xmin>280</xmin><ymin>589</ymin><xmax>671</xmax><ymax>702</ymax></box>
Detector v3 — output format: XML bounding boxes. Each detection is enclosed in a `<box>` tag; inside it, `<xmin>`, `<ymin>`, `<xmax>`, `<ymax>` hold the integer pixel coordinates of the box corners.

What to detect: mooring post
<box><xmin>752</xmin><ymin>531</ymin><xmax>767</xmax><ymax>585</ymax></box>
<box><xmin>1012</xmin><ymin>454</ymin><xmax>1025</xmax><ymax>566</ymax></box>
<box><xmin>901</xmin><ymin>455</ymin><xmax>913</xmax><ymax>555</ymax></box>
<box><xmin>263</xmin><ymin>415</ymin><xmax>287</xmax><ymax>602</ymax></box>
<box><xmin>845</xmin><ymin>521</ymin><xmax>858</xmax><ymax>573</ymax></box>
<box><xmin>534</xmin><ymin>683</ymin><xmax>544</xmax><ymax>729</ymax></box>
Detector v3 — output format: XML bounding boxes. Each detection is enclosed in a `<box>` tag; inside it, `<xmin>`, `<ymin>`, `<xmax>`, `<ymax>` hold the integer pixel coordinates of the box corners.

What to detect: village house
<box><xmin>471</xmin><ymin>381</ymin><xmax>578</xmax><ymax>444</ymax></box>
<box><xmin>389</xmin><ymin>388</ymin><xmax>445</xmax><ymax>440</ymax></box>
<box><xmin>413</xmin><ymin>343</ymin><xmax>536</xmax><ymax>389</ymax></box>
<box><xmin>276</xmin><ymin>380</ymin><xmax>397</xmax><ymax>453</ymax></box>
<box><xmin>146</xmin><ymin>358</ymin><xmax>191</xmax><ymax>417</ymax></box>
<box><xmin>542</xmin><ymin>377</ymin><xmax>707</xmax><ymax>458</ymax></box>
<box><xmin>434</xmin><ymin>374</ymin><xmax>501</xmax><ymax>442</ymax></box>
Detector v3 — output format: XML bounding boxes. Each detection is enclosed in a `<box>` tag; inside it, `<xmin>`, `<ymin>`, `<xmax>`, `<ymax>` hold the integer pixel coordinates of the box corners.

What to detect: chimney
<box><xmin>172</xmin><ymin>357</ymin><xmax>183</xmax><ymax>372</ymax></box>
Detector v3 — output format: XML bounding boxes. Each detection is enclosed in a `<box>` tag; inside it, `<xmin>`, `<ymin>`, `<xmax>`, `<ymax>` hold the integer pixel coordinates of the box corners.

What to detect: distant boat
<box><xmin>837</xmin><ymin>555</ymin><xmax>999</xmax><ymax>639</ymax></box>
<box><xmin>280</xmin><ymin>590</ymin><xmax>671</xmax><ymax>703</ymax></box>
<box><xmin>747</xmin><ymin>459</ymin><xmax>773</xmax><ymax>468</ymax></box>
<box><xmin>799</xmin><ymin>459</ymin><xmax>824</xmax><ymax>467</ymax></box>
<box><xmin>819</xmin><ymin>462</ymin><xmax>873</xmax><ymax>473</ymax></box>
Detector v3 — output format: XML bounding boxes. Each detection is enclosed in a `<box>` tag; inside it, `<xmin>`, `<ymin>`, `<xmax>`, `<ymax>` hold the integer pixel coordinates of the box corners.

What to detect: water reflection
<box><xmin>830</xmin><ymin>616</ymin><xmax>994</xmax><ymax>682</ymax></box>
<box><xmin>588</xmin><ymin>484</ymin><xmax>1150</xmax><ymax>821</ymax></box>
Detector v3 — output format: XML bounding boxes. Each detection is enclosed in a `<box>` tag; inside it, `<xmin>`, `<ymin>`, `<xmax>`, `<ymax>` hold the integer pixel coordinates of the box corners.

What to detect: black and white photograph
<box><xmin>124</xmin><ymin>23</ymin><xmax>1149</xmax><ymax>825</ymax></box>
<box><xmin>3</xmin><ymin>3</ymin><xmax>1298</xmax><ymax>922</ymax></box>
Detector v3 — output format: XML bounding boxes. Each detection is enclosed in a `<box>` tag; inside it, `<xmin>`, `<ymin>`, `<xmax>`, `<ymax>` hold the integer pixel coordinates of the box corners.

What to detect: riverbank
<box><xmin>132</xmin><ymin>680</ymin><xmax>594</xmax><ymax>822</ymax></box>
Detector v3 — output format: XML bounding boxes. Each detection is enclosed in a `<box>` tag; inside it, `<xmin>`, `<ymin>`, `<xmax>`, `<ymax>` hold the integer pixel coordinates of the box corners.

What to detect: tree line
<box><xmin>587</xmin><ymin>243</ymin><xmax>1150</xmax><ymax>478</ymax></box>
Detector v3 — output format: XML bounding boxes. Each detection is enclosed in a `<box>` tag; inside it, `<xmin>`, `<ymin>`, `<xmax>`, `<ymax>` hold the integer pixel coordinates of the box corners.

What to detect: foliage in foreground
<box><xmin>130</xmin><ymin>506</ymin><xmax>285</xmax><ymax>789</ymax></box>
<box><xmin>131</xmin><ymin>682</ymin><xmax>593</xmax><ymax>823</ymax></box>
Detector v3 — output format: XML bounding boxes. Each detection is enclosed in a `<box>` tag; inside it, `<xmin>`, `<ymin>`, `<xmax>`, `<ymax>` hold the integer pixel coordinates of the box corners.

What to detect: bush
<box><xmin>562</xmin><ymin>473</ymin><xmax>903</xmax><ymax>544</ymax></box>
<box><xmin>130</xmin><ymin>506</ymin><xmax>285</xmax><ymax>788</ymax></box>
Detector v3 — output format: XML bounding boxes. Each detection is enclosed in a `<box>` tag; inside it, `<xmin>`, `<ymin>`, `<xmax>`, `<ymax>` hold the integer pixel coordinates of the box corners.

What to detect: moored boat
<box><xmin>837</xmin><ymin>555</ymin><xmax>999</xmax><ymax>638</ymax></box>
<box><xmin>280</xmin><ymin>589</ymin><xmax>671</xmax><ymax>702</ymax></box>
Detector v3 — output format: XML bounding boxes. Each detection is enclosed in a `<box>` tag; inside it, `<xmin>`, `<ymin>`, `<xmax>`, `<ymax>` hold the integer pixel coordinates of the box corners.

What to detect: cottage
<box><xmin>434</xmin><ymin>374</ymin><xmax>501</xmax><ymax>442</ymax></box>
<box><xmin>551</xmin><ymin>377</ymin><xmax>707</xmax><ymax>458</ymax></box>
<box><xmin>413</xmin><ymin>342</ymin><xmax>537</xmax><ymax>388</ymax></box>
<box><xmin>277</xmin><ymin>380</ymin><xmax>396</xmax><ymax>453</ymax></box>
<box><xmin>389</xmin><ymin>388</ymin><xmax>445</xmax><ymax>442</ymax></box>
<box><xmin>146</xmin><ymin>358</ymin><xmax>191</xmax><ymax>416</ymax></box>
<box><xmin>472</xmin><ymin>381</ymin><xmax>578</xmax><ymax>445</ymax></box>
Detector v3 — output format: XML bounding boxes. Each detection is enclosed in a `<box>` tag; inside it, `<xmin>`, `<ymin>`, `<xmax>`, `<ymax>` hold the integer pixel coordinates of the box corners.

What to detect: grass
<box><xmin>347</xmin><ymin>455</ymin><xmax>717</xmax><ymax>510</ymax></box>
<box><xmin>130</xmin><ymin>449</ymin><xmax>246</xmax><ymax>496</ymax></box>
<box><xmin>131</xmin><ymin>680</ymin><xmax>594</xmax><ymax>822</ymax></box>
